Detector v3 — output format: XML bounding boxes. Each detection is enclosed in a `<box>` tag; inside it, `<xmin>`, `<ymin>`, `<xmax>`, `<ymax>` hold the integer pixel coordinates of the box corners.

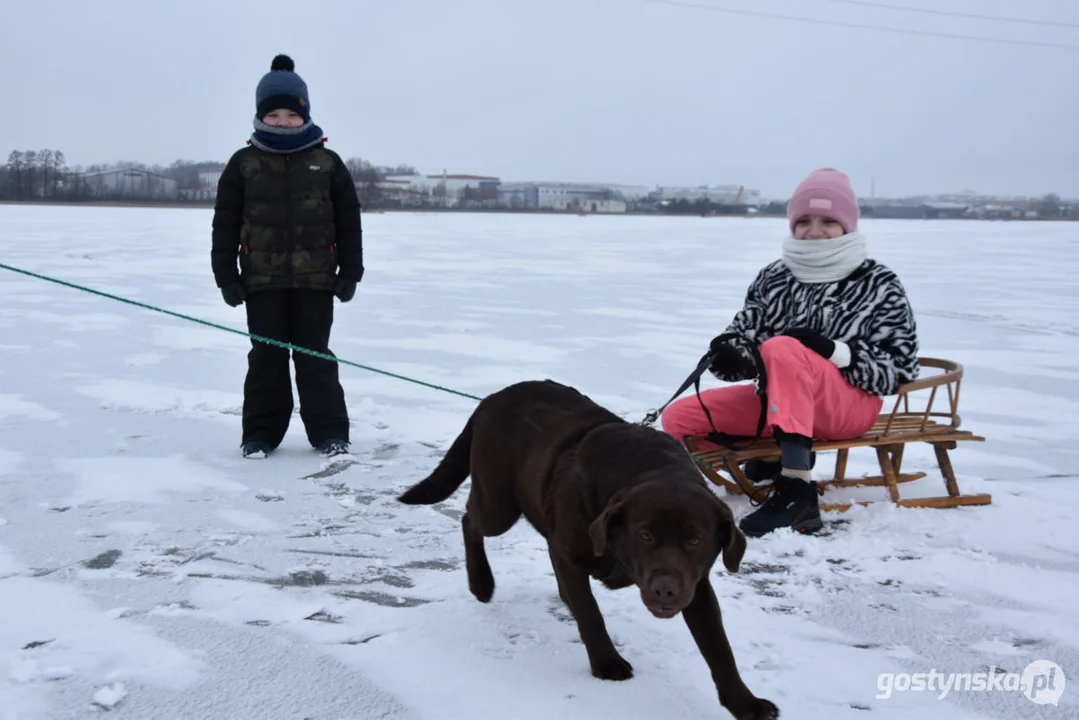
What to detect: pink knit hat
<box><xmin>787</xmin><ymin>168</ymin><xmax>859</xmax><ymax>234</ymax></box>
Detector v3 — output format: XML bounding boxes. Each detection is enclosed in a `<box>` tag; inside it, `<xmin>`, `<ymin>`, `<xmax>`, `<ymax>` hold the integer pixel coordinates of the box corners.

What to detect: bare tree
<box><xmin>38</xmin><ymin>149</ymin><xmax>54</xmax><ymax>198</ymax></box>
<box><xmin>345</xmin><ymin>157</ymin><xmax>384</xmax><ymax>209</ymax></box>
<box><xmin>345</xmin><ymin>157</ymin><xmax>372</xmax><ymax>178</ymax></box>
<box><xmin>6</xmin><ymin>150</ymin><xmax>27</xmax><ymax>199</ymax></box>
<box><xmin>22</xmin><ymin>151</ymin><xmax>38</xmax><ymax>199</ymax></box>
<box><xmin>34</xmin><ymin>149</ymin><xmax>68</xmax><ymax>199</ymax></box>
<box><xmin>1038</xmin><ymin>193</ymin><xmax>1062</xmax><ymax>218</ymax></box>
<box><xmin>50</xmin><ymin>150</ymin><xmax>67</xmax><ymax>198</ymax></box>
<box><xmin>430</xmin><ymin>181</ymin><xmax>447</xmax><ymax>208</ymax></box>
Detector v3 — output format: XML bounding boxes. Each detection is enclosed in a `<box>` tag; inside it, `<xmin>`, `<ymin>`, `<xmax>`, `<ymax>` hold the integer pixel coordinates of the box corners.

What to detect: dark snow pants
<box><xmin>241</xmin><ymin>288</ymin><xmax>350</xmax><ymax>448</ymax></box>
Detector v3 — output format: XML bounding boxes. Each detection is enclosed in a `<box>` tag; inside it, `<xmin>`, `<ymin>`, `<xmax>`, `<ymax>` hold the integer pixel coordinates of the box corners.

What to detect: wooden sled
<box><xmin>684</xmin><ymin>358</ymin><xmax>992</xmax><ymax>513</ymax></box>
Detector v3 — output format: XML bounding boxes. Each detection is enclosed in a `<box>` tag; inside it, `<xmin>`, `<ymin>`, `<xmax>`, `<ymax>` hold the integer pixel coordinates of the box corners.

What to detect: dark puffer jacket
<box><xmin>210</xmin><ymin>143</ymin><xmax>363</xmax><ymax>293</ymax></box>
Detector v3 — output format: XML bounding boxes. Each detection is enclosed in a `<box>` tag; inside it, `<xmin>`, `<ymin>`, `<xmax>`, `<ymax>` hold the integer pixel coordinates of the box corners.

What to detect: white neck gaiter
<box><xmin>781</xmin><ymin>230</ymin><xmax>868</xmax><ymax>283</ymax></box>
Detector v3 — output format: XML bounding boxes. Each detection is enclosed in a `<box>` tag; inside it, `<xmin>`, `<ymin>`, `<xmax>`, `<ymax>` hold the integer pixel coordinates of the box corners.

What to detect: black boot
<box><xmin>738</xmin><ymin>473</ymin><xmax>823</xmax><ymax>538</ymax></box>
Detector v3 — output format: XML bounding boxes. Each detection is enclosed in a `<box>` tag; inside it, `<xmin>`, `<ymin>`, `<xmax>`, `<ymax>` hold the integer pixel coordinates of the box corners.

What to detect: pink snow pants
<box><xmin>661</xmin><ymin>335</ymin><xmax>883</xmax><ymax>448</ymax></box>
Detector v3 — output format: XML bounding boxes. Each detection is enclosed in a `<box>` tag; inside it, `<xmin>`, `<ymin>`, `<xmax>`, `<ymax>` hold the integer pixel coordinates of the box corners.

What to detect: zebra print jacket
<box><xmin>713</xmin><ymin>258</ymin><xmax>920</xmax><ymax>397</ymax></box>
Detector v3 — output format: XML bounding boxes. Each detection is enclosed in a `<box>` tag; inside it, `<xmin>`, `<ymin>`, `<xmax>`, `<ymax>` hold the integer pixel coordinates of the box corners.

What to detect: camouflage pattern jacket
<box><xmin>210</xmin><ymin>143</ymin><xmax>363</xmax><ymax>293</ymax></box>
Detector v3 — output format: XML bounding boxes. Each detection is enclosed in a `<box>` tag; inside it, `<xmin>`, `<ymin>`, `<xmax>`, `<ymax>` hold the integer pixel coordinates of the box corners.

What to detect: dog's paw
<box><xmin>590</xmin><ymin>653</ymin><xmax>634</xmax><ymax>681</ymax></box>
<box><xmin>725</xmin><ymin>696</ymin><xmax>779</xmax><ymax>720</ymax></box>
<box><xmin>466</xmin><ymin>561</ymin><xmax>495</xmax><ymax>603</ymax></box>
<box><xmin>469</xmin><ymin>579</ymin><xmax>494</xmax><ymax>603</ymax></box>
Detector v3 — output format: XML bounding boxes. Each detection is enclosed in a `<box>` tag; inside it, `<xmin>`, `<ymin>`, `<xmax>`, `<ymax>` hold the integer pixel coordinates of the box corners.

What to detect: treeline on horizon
<box><xmin>1</xmin><ymin>147</ymin><xmax>1073</xmax><ymax>220</ymax></box>
<box><xmin>0</xmin><ymin>147</ymin><xmax>783</xmax><ymax>215</ymax></box>
<box><xmin>0</xmin><ymin>148</ymin><xmax>414</xmax><ymax>205</ymax></box>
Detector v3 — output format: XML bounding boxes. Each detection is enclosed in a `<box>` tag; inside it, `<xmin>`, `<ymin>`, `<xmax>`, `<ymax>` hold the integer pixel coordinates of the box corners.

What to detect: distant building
<box><xmin>862</xmin><ymin>201</ymin><xmax>970</xmax><ymax>220</ymax></box>
<box><xmin>425</xmin><ymin>172</ymin><xmax>500</xmax><ymax>194</ymax></box>
<box><xmin>77</xmin><ymin>169</ymin><xmax>179</xmax><ymax>200</ymax></box>
<box><xmin>599</xmin><ymin>183</ymin><xmax>653</xmax><ymax>201</ymax></box>
<box><xmin>366</xmin><ymin>172</ymin><xmax>501</xmax><ymax>207</ymax></box>
<box><xmin>354</xmin><ymin>176</ymin><xmax>428</xmax><ymax>206</ymax></box>
<box><xmin>339</xmin><ymin>169</ymin><xmax>761</xmax><ymax>213</ymax></box>
<box><xmin>498</xmin><ymin>181</ymin><xmax>627</xmax><ymax>213</ymax></box>
<box><xmin>974</xmin><ymin>201</ymin><xmax>1041</xmax><ymax>219</ymax></box>
<box><xmin>654</xmin><ymin>184</ymin><xmax>761</xmax><ymax>206</ymax></box>
<box><xmin>923</xmin><ymin>202</ymin><xmax>970</xmax><ymax>219</ymax></box>
<box><xmin>199</xmin><ymin>168</ymin><xmax>223</xmax><ymax>189</ymax></box>
<box><xmin>181</xmin><ymin>166</ymin><xmax>226</xmax><ymax>202</ymax></box>
<box><xmin>425</xmin><ymin>173</ymin><xmax>501</xmax><ymax>207</ymax></box>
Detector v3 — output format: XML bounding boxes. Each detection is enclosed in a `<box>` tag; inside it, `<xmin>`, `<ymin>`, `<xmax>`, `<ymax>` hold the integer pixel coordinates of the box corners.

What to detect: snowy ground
<box><xmin>1</xmin><ymin>205</ymin><xmax>1076</xmax><ymax>720</ymax></box>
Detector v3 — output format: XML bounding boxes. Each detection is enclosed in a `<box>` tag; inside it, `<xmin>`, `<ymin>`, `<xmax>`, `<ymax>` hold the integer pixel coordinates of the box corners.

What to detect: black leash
<box><xmin>641</xmin><ymin>333</ymin><xmax>769</xmax><ymax>451</ymax></box>
<box><xmin>640</xmin><ymin>349</ymin><xmax>717</xmax><ymax>427</ymax></box>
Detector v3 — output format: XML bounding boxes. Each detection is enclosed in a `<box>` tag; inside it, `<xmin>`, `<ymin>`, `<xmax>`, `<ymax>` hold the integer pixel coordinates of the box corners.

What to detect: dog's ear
<box><xmin>712</xmin><ymin>494</ymin><xmax>746</xmax><ymax>573</ymax></box>
<box><xmin>588</xmin><ymin>488</ymin><xmax>629</xmax><ymax>557</ymax></box>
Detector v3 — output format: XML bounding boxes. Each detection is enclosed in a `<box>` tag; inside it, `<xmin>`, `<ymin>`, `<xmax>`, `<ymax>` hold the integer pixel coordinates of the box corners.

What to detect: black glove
<box><xmin>220</xmin><ymin>282</ymin><xmax>245</xmax><ymax>307</ymax></box>
<box><xmin>707</xmin><ymin>336</ymin><xmax>754</xmax><ymax>378</ymax></box>
<box><xmin>333</xmin><ymin>276</ymin><xmax>357</xmax><ymax>303</ymax></box>
<box><xmin>782</xmin><ymin>327</ymin><xmax>835</xmax><ymax>359</ymax></box>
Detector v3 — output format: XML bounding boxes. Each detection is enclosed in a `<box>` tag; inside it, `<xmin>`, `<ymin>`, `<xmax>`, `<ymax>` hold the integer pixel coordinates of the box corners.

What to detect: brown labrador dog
<box><xmin>397</xmin><ymin>379</ymin><xmax>779</xmax><ymax>720</ymax></box>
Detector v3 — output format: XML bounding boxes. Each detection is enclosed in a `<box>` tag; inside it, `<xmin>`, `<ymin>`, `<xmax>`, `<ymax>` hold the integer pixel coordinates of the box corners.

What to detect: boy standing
<box><xmin>210</xmin><ymin>54</ymin><xmax>364</xmax><ymax>459</ymax></box>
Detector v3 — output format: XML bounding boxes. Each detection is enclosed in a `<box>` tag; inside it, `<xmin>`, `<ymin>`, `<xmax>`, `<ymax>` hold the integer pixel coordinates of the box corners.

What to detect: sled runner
<box><xmin>683</xmin><ymin>358</ymin><xmax>992</xmax><ymax>512</ymax></box>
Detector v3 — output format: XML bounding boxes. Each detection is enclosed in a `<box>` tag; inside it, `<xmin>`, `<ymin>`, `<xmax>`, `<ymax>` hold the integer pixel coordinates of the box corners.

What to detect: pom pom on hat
<box><xmin>270</xmin><ymin>54</ymin><xmax>294</xmax><ymax>72</ymax></box>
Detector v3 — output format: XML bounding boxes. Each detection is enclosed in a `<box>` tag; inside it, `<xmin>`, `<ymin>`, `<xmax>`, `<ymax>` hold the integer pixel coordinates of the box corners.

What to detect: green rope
<box><xmin>0</xmin><ymin>262</ymin><xmax>484</xmax><ymax>402</ymax></box>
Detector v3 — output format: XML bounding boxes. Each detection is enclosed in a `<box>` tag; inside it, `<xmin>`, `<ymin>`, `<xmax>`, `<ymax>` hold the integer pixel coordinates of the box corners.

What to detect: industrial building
<box><xmin>654</xmin><ymin>184</ymin><xmax>760</xmax><ymax>206</ymax></box>
<box><xmin>338</xmin><ymin>166</ymin><xmax>756</xmax><ymax>214</ymax></box>
<box><xmin>498</xmin><ymin>181</ymin><xmax>627</xmax><ymax>212</ymax></box>
<box><xmin>76</xmin><ymin>168</ymin><xmax>179</xmax><ymax>200</ymax></box>
<box><xmin>370</xmin><ymin>172</ymin><xmax>501</xmax><ymax>207</ymax></box>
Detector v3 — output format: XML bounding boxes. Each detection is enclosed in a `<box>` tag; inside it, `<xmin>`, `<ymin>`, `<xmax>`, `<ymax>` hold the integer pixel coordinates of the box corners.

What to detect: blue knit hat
<box><xmin>255</xmin><ymin>54</ymin><xmax>311</xmax><ymax>121</ymax></box>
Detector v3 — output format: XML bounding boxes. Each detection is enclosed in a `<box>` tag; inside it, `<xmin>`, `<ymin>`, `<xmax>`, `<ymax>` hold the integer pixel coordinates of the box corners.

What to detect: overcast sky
<box><xmin>4</xmin><ymin>0</ymin><xmax>1075</xmax><ymax>199</ymax></box>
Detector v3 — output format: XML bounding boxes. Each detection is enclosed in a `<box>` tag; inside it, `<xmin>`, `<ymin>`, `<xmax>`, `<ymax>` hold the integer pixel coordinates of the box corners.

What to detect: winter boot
<box><xmin>318</xmin><ymin>439</ymin><xmax>350</xmax><ymax>457</ymax></box>
<box><xmin>242</xmin><ymin>441</ymin><xmax>273</xmax><ymax>459</ymax></box>
<box><xmin>738</xmin><ymin>473</ymin><xmax>823</xmax><ymax>538</ymax></box>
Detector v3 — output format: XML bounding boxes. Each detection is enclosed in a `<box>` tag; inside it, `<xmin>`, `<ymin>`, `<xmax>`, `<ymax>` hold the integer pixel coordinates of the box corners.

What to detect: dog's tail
<box><xmin>396</xmin><ymin>417</ymin><xmax>474</xmax><ymax>505</ymax></box>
